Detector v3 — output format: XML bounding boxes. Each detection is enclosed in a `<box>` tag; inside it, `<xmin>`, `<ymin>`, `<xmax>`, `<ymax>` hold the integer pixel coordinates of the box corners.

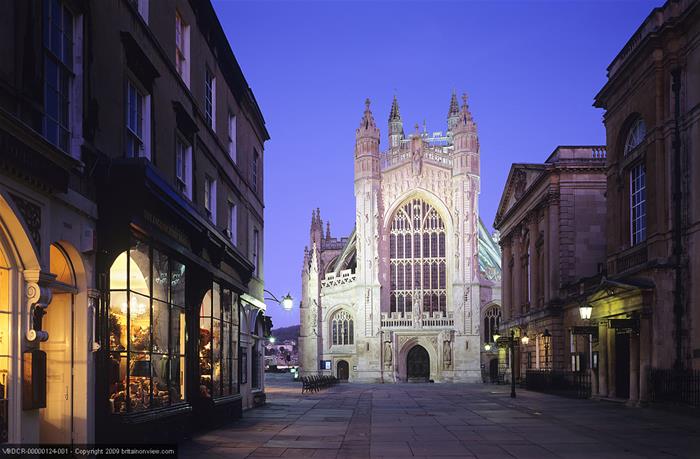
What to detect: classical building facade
<box><xmin>0</xmin><ymin>0</ymin><xmax>269</xmax><ymax>444</ymax></box>
<box><xmin>494</xmin><ymin>147</ymin><xmax>607</xmax><ymax>382</ymax></box>
<box><xmin>299</xmin><ymin>94</ymin><xmax>501</xmax><ymax>383</ymax></box>
<box><xmin>590</xmin><ymin>0</ymin><xmax>700</xmax><ymax>404</ymax></box>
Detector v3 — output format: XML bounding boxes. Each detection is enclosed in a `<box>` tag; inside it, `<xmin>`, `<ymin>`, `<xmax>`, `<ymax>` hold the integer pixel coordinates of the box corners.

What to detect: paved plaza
<box><xmin>179</xmin><ymin>374</ymin><xmax>700</xmax><ymax>459</ymax></box>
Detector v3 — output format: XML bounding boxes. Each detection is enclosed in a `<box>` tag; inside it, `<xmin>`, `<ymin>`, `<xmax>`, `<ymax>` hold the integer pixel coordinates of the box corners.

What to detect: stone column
<box><xmin>543</xmin><ymin>206</ymin><xmax>551</xmax><ymax>304</ymax></box>
<box><xmin>547</xmin><ymin>193</ymin><xmax>560</xmax><ymax>301</ymax></box>
<box><xmin>597</xmin><ymin>321</ymin><xmax>608</xmax><ymax>397</ymax></box>
<box><xmin>502</xmin><ymin>239</ymin><xmax>512</xmax><ymax>321</ymax></box>
<box><xmin>528</xmin><ymin>217</ymin><xmax>539</xmax><ymax>310</ymax></box>
<box><xmin>512</xmin><ymin>233</ymin><xmax>522</xmax><ymax>316</ymax></box>
<box><xmin>638</xmin><ymin>314</ymin><xmax>651</xmax><ymax>403</ymax></box>
<box><xmin>629</xmin><ymin>332</ymin><xmax>640</xmax><ymax>404</ymax></box>
<box><xmin>607</xmin><ymin>328</ymin><xmax>616</xmax><ymax>398</ymax></box>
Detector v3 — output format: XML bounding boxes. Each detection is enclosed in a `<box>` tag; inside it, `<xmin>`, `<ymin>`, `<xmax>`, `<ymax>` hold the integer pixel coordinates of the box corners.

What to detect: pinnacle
<box><xmin>389</xmin><ymin>95</ymin><xmax>401</xmax><ymax>121</ymax></box>
<box><xmin>448</xmin><ymin>90</ymin><xmax>460</xmax><ymax>117</ymax></box>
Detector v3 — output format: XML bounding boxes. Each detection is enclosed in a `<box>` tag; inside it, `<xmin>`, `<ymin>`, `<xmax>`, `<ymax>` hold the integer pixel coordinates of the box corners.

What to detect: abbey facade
<box><xmin>299</xmin><ymin>94</ymin><xmax>502</xmax><ymax>382</ymax></box>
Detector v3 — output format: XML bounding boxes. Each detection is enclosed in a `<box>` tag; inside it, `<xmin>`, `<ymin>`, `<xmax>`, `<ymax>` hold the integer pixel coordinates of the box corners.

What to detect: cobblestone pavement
<box><xmin>179</xmin><ymin>374</ymin><xmax>700</xmax><ymax>459</ymax></box>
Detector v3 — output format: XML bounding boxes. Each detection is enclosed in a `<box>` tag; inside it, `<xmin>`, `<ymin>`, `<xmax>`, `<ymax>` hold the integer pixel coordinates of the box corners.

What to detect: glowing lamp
<box><xmin>484</xmin><ymin>343</ymin><xmax>492</xmax><ymax>351</ymax></box>
<box><xmin>269</xmin><ymin>336</ymin><xmax>276</xmax><ymax>344</ymax></box>
<box><xmin>492</xmin><ymin>333</ymin><xmax>501</xmax><ymax>342</ymax></box>
<box><xmin>579</xmin><ymin>304</ymin><xmax>593</xmax><ymax>320</ymax></box>
<box><xmin>521</xmin><ymin>335</ymin><xmax>530</xmax><ymax>345</ymax></box>
<box><xmin>282</xmin><ymin>293</ymin><xmax>294</xmax><ymax>311</ymax></box>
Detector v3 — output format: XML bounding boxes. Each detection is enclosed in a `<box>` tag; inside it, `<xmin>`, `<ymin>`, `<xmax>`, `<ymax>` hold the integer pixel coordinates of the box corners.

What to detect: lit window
<box><xmin>126</xmin><ymin>80</ymin><xmax>150</xmax><ymax>159</ymax></box>
<box><xmin>624</xmin><ymin>118</ymin><xmax>646</xmax><ymax>156</ymax></box>
<box><xmin>43</xmin><ymin>0</ymin><xmax>74</xmax><ymax>152</ymax></box>
<box><xmin>228</xmin><ymin>113</ymin><xmax>237</xmax><ymax>162</ymax></box>
<box><xmin>228</xmin><ymin>202</ymin><xmax>237</xmax><ymax>246</ymax></box>
<box><xmin>389</xmin><ymin>198</ymin><xmax>446</xmax><ymax>315</ymax></box>
<box><xmin>204</xmin><ymin>176</ymin><xmax>217</xmax><ymax>224</ymax></box>
<box><xmin>175</xmin><ymin>10</ymin><xmax>189</xmax><ymax>86</ymax></box>
<box><xmin>199</xmin><ymin>283</ymin><xmax>239</xmax><ymax>398</ymax></box>
<box><xmin>107</xmin><ymin>242</ymin><xmax>186</xmax><ymax>413</ymax></box>
<box><xmin>175</xmin><ymin>136</ymin><xmax>192</xmax><ymax>199</ymax></box>
<box><xmin>630</xmin><ymin>163</ymin><xmax>646</xmax><ymax>245</ymax></box>
<box><xmin>331</xmin><ymin>310</ymin><xmax>354</xmax><ymax>345</ymax></box>
<box><xmin>205</xmin><ymin>68</ymin><xmax>216</xmax><ymax>128</ymax></box>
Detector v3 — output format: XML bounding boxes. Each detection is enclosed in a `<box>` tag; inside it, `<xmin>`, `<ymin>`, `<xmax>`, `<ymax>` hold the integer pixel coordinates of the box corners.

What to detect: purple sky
<box><xmin>212</xmin><ymin>0</ymin><xmax>661</xmax><ymax>328</ymax></box>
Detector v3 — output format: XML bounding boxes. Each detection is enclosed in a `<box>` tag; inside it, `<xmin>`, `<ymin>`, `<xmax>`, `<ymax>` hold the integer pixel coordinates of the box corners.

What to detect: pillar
<box><xmin>597</xmin><ymin>321</ymin><xmax>608</xmax><ymax>397</ymax></box>
<box><xmin>607</xmin><ymin>328</ymin><xmax>616</xmax><ymax>398</ymax></box>
<box><xmin>502</xmin><ymin>239</ymin><xmax>512</xmax><ymax>321</ymax></box>
<box><xmin>528</xmin><ymin>217</ymin><xmax>539</xmax><ymax>309</ymax></box>
<box><xmin>638</xmin><ymin>314</ymin><xmax>651</xmax><ymax>403</ymax></box>
<box><xmin>512</xmin><ymin>234</ymin><xmax>522</xmax><ymax>316</ymax></box>
<box><xmin>629</xmin><ymin>332</ymin><xmax>640</xmax><ymax>403</ymax></box>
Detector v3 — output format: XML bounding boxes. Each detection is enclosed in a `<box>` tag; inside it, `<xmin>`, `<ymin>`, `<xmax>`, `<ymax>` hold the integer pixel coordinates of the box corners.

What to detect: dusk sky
<box><xmin>212</xmin><ymin>0</ymin><xmax>662</xmax><ymax>329</ymax></box>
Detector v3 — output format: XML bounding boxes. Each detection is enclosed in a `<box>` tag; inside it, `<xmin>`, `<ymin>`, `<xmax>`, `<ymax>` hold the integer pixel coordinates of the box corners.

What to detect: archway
<box><xmin>406</xmin><ymin>345</ymin><xmax>430</xmax><ymax>382</ymax></box>
<box><xmin>337</xmin><ymin>360</ymin><xmax>349</xmax><ymax>381</ymax></box>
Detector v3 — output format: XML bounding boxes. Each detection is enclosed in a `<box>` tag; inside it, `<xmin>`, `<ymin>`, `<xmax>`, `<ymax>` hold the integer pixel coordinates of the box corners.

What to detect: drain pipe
<box><xmin>671</xmin><ymin>68</ymin><xmax>684</xmax><ymax>371</ymax></box>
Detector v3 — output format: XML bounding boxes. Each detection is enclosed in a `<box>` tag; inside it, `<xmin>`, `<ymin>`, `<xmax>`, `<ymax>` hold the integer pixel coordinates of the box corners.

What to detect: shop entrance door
<box><xmin>41</xmin><ymin>245</ymin><xmax>76</xmax><ymax>444</ymax></box>
<box><xmin>614</xmin><ymin>331</ymin><xmax>630</xmax><ymax>399</ymax></box>
<box><xmin>337</xmin><ymin>360</ymin><xmax>349</xmax><ymax>381</ymax></box>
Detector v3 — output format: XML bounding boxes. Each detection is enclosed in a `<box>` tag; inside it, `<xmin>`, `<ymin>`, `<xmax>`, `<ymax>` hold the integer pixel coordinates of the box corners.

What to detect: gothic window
<box><xmin>483</xmin><ymin>306</ymin><xmax>501</xmax><ymax>343</ymax></box>
<box><xmin>624</xmin><ymin>118</ymin><xmax>646</xmax><ymax>156</ymax></box>
<box><xmin>331</xmin><ymin>310</ymin><xmax>353</xmax><ymax>345</ymax></box>
<box><xmin>389</xmin><ymin>198</ymin><xmax>447</xmax><ymax>315</ymax></box>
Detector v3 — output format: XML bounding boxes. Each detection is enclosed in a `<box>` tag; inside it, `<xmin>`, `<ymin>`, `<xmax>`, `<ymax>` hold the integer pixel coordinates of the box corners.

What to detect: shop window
<box><xmin>107</xmin><ymin>241</ymin><xmax>186</xmax><ymax>413</ymax></box>
<box><xmin>199</xmin><ymin>283</ymin><xmax>239</xmax><ymax>398</ymax></box>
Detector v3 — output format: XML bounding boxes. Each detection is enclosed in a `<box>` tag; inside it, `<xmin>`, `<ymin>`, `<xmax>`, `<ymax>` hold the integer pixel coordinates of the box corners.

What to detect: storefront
<box><xmin>95</xmin><ymin>160</ymin><xmax>254</xmax><ymax>443</ymax></box>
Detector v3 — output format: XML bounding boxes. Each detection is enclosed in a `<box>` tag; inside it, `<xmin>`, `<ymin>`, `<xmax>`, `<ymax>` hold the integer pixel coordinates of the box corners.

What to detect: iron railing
<box><xmin>525</xmin><ymin>370</ymin><xmax>591</xmax><ymax>399</ymax></box>
<box><xmin>649</xmin><ymin>368</ymin><xmax>700</xmax><ymax>407</ymax></box>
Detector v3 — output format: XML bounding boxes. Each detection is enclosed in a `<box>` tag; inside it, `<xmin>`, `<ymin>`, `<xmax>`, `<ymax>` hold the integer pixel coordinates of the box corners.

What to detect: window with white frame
<box><xmin>630</xmin><ymin>163</ymin><xmax>646</xmax><ymax>245</ymax></box>
<box><xmin>43</xmin><ymin>0</ymin><xmax>74</xmax><ymax>152</ymax></box>
<box><xmin>228</xmin><ymin>202</ymin><xmax>237</xmax><ymax>246</ymax></box>
<box><xmin>175</xmin><ymin>135</ymin><xmax>192</xmax><ymax>199</ymax></box>
<box><xmin>175</xmin><ymin>10</ymin><xmax>189</xmax><ymax>86</ymax></box>
<box><xmin>228</xmin><ymin>113</ymin><xmax>237</xmax><ymax>162</ymax></box>
<box><xmin>204</xmin><ymin>175</ymin><xmax>217</xmax><ymax>224</ymax></box>
<box><xmin>331</xmin><ymin>310</ymin><xmax>354</xmax><ymax>345</ymax></box>
<box><xmin>205</xmin><ymin>68</ymin><xmax>216</xmax><ymax>129</ymax></box>
<box><xmin>624</xmin><ymin>118</ymin><xmax>646</xmax><ymax>156</ymax></box>
<box><xmin>252</xmin><ymin>228</ymin><xmax>259</xmax><ymax>277</ymax></box>
<box><xmin>252</xmin><ymin>149</ymin><xmax>259</xmax><ymax>193</ymax></box>
<box><xmin>125</xmin><ymin>80</ymin><xmax>150</xmax><ymax>159</ymax></box>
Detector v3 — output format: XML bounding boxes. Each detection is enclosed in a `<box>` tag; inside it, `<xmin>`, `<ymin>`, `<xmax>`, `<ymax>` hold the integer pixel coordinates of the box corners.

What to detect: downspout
<box><xmin>671</xmin><ymin>68</ymin><xmax>684</xmax><ymax>370</ymax></box>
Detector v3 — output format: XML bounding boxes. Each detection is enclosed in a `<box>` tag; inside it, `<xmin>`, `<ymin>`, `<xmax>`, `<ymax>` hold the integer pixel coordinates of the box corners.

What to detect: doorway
<box><xmin>614</xmin><ymin>331</ymin><xmax>630</xmax><ymax>399</ymax></box>
<box><xmin>40</xmin><ymin>244</ymin><xmax>76</xmax><ymax>444</ymax></box>
<box><xmin>489</xmin><ymin>358</ymin><xmax>500</xmax><ymax>383</ymax></box>
<box><xmin>337</xmin><ymin>360</ymin><xmax>349</xmax><ymax>381</ymax></box>
<box><xmin>406</xmin><ymin>345</ymin><xmax>430</xmax><ymax>382</ymax></box>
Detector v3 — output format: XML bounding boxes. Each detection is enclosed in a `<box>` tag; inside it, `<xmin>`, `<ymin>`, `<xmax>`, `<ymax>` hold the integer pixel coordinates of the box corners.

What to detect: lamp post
<box><xmin>495</xmin><ymin>330</ymin><xmax>517</xmax><ymax>398</ymax></box>
<box><xmin>543</xmin><ymin>328</ymin><xmax>551</xmax><ymax>369</ymax></box>
<box><xmin>264</xmin><ymin>290</ymin><xmax>294</xmax><ymax>311</ymax></box>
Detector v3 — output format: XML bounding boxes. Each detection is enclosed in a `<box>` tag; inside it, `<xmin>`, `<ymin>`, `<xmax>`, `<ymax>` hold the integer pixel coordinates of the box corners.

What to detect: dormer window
<box><xmin>624</xmin><ymin>118</ymin><xmax>646</xmax><ymax>156</ymax></box>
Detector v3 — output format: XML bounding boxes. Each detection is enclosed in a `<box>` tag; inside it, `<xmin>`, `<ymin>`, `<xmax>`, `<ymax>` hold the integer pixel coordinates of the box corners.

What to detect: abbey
<box><xmin>299</xmin><ymin>94</ymin><xmax>502</xmax><ymax>382</ymax></box>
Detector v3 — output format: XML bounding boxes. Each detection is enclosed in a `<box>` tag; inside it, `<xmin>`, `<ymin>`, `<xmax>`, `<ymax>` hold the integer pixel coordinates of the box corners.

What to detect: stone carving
<box><xmin>443</xmin><ymin>340</ymin><xmax>452</xmax><ymax>369</ymax></box>
<box><xmin>513</xmin><ymin>169</ymin><xmax>526</xmax><ymax>200</ymax></box>
<box><xmin>11</xmin><ymin>194</ymin><xmax>41</xmax><ymax>253</ymax></box>
<box><xmin>384</xmin><ymin>340</ymin><xmax>392</xmax><ymax>367</ymax></box>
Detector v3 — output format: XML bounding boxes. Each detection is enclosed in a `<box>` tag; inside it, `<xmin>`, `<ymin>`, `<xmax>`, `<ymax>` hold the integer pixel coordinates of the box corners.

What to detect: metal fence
<box><xmin>525</xmin><ymin>370</ymin><xmax>591</xmax><ymax>399</ymax></box>
<box><xmin>649</xmin><ymin>368</ymin><xmax>700</xmax><ymax>407</ymax></box>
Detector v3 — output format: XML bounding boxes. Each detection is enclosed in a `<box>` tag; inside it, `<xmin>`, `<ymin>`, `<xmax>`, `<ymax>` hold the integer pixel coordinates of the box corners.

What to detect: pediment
<box><xmin>494</xmin><ymin>164</ymin><xmax>546</xmax><ymax>226</ymax></box>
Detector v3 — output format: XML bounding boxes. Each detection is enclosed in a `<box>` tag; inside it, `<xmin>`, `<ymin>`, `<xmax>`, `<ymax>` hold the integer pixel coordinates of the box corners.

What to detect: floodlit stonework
<box><xmin>299</xmin><ymin>94</ymin><xmax>501</xmax><ymax>382</ymax></box>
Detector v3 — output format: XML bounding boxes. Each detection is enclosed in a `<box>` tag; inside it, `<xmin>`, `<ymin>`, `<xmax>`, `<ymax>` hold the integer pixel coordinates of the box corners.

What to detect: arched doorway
<box><xmin>489</xmin><ymin>358</ymin><xmax>500</xmax><ymax>383</ymax></box>
<box><xmin>407</xmin><ymin>345</ymin><xmax>430</xmax><ymax>382</ymax></box>
<box><xmin>337</xmin><ymin>360</ymin><xmax>349</xmax><ymax>381</ymax></box>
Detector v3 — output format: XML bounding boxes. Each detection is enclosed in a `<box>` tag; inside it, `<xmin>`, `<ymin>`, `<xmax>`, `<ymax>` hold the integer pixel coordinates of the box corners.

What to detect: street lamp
<box><xmin>494</xmin><ymin>330</ymin><xmax>518</xmax><ymax>398</ymax></box>
<box><xmin>579</xmin><ymin>303</ymin><xmax>593</xmax><ymax>320</ymax></box>
<box><xmin>269</xmin><ymin>336</ymin><xmax>276</xmax><ymax>344</ymax></box>
<box><xmin>264</xmin><ymin>290</ymin><xmax>294</xmax><ymax>311</ymax></box>
<box><xmin>520</xmin><ymin>335</ymin><xmax>530</xmax><ymax>345</ymax></box>
<box><xmin>492</xmin><ymin>333</ymin><xmax>501</xmax><ymax>342</ymax></box>
<box><xmin>543</xmin><ymin>328</ymin><xmax>552</xmax><ymax>369</ymax></box>
<box><xmin>484</xmin><ymin>343</ymin><xmax>492</xmax><ymax>351</ymax></box>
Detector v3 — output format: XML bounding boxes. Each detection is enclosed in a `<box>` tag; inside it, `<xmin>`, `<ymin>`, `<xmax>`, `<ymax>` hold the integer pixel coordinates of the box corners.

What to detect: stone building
<box><xmin>299</xmin><ymin>94</ymin><xmax>501</xmax><ymax>383</ymax></box>
<box><xmin>590</xmin><ymin>0</ymin><xmax>700</xmax><ymax>403</ymax></box>
<box><xmin>493</xmin><ymin>147</ymin><xmax>607</xmax><ymax>381</ymax></box>
<box><xmin>0</xmin><ymin>0</ymin><xmax>269</xmax><ymax>444</ymax></box>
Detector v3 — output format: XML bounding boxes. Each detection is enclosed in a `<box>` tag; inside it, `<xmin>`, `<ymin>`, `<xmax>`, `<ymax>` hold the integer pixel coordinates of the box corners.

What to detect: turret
<box><xmin>447</xmin><ymin>90</ymin><xmax>460</xmax><ymax>134</ymax></box>
<box><xmin>452</xmin><ymin>93</ymin><xmax>479</xmax><ymax>176</ymax></box>
<box><xmin>355</xmin><ymin>98</ymin><xmax>381</xmax><ymax>186</ymax></box>
<box><xmin>310</xmin><ymin>208</ymin><xmax>323</xmax><ymax>248</ymax></box>
<box><xmin>388</xmin><ymin>95</ymin><xmax>404</xmax><ymax>149</ymax></box>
